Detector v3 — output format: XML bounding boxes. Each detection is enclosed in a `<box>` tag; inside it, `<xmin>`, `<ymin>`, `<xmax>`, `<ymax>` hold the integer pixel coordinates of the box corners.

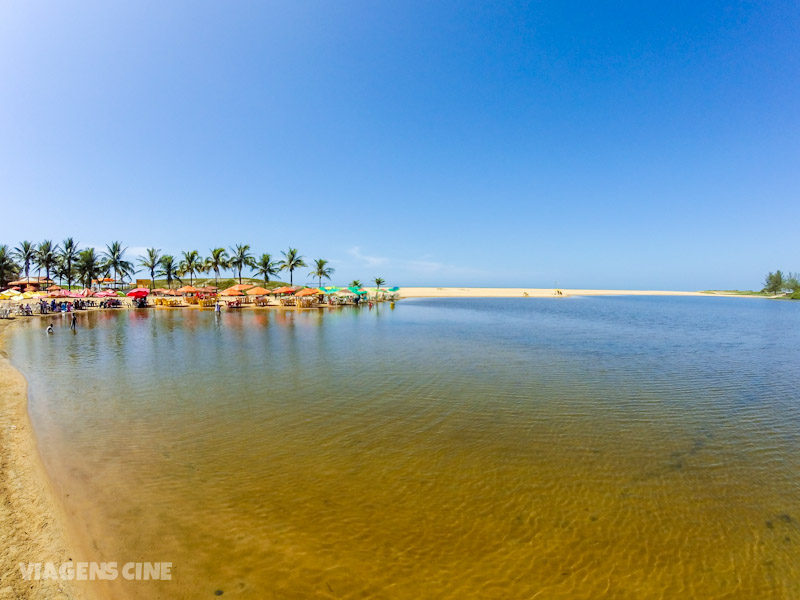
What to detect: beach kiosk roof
<box><xmin>8</xmin><ymin>277</ymin><xmax>54</xmax><ymax>291</ymax></box>
<box><xmin>245</xmin><ymin>286</ymin><xmax>271</xmax><ymax>296</ymax></box>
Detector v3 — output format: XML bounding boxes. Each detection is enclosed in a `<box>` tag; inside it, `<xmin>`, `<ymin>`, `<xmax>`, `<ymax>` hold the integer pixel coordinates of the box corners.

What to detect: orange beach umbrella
<box><xmin>245</xmin><ymin>286</ymin><xmax>271</xmax><ymax>296</ymax></box>
<box><xmin>295</xmin><ymin>288</ymin><xmax>321</xmax><ymax>297</ymax></box>
<box><xmin>220</xmin><ymin>287</ymin><xmax>244</xmax><ymax>296</ymax></box>
<box><xmin>272</xmin><ymin>286</ymin><xmax>297</xmax><ymax>295</ymax></box>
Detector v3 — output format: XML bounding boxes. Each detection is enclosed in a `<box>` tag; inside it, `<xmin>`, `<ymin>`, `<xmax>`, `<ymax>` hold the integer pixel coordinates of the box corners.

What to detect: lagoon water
<box><xmin>7</xmin><ymin>296</ymin><xmax>800</xmax><ymax>599</ymax></box>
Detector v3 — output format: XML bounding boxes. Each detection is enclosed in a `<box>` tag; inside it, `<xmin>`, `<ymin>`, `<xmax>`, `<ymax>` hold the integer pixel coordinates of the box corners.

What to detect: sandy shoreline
<box><xmin>0</xmin><ymin>319</ymin><xmax>80</xmax><ymax>600</ymax></box>
<box><xmin>397</xmin><ymin>287</ymin><xmax>728</xmax><ymax>298</ymax></box>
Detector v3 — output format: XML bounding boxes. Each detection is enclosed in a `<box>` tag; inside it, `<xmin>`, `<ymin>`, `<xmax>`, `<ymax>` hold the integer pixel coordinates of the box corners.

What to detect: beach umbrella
<box><xmin>230</xmin><ymin>283</ymin><xmax>254</xmax><ymax>292</ymax></box>
<box><xmin>245</xmin><ymin>286</ymin><xmax>271</xmax><ymax>296</ymax></box>
<box><xmin>46</xmin><ymin>285</ymin><xmax>61</xmax><ymax>292</ymax></box>
<box><xmin>220</xmin><ymin>288</ymin><xmax>244</xmax><ymax>296</ymax></box>
<box><xmin>319</xmin><ymin>286</ymin><xmax>340</xmax><ymax>294</ymax></box>
<box><xmin>386</xmin><ymin>286</ymin><xmax>399</xmax><ymax>292</ymax></box>
<box><xmin>176</xmin><ymin>285</ymin><xmax>199</xmax><ymax>294</ymax></box>
<box><xmin>334</xmin><ymin>289</ymin><xmax>356</xmax><ymax>297</ymax></box>
<box><xmin>272</xmin><ymin>286</ymin><xmax>298</xmax><ymax>295</ymax></box>
<box><xmin>21</xmin><ymin>291</ymin><xmax>38</xmax><ymax>299</ymax></box>
<box><xmin>295</xmin><ymin>287</ymin><xmax>321</xmax><ymax>297</ymax></box>
<box><xmin>126</xmin><ymin>288</ymin><xmax>150</xmax><ymax>298</ymax></box>
<box><xmin>348</xmin><ymin>287</ymin><xmax>368</xmax><ymax>295</ymax></box>
<box><xmin>1</xmin><ymin>289</ymin><xmax>21</xmax><ymax>298</ymax></box>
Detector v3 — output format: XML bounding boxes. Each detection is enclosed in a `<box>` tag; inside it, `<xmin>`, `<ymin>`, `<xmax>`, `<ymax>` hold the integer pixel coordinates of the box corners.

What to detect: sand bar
<box><xmin>397</xmin><ymin>287</ymin><xmax>730</xmax><ymax>298</ymax></box>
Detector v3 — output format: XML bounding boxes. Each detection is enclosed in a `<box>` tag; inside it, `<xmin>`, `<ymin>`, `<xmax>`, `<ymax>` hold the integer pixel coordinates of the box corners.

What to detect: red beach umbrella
<box><xmin>126</xmin><ymin>288</ymin><xmax>150</xmax><ymax>298</ymax></box>
<box><xmin>272</xmin><ymin>286</ymin><xmax>298</xmax><ymax>295</ymax></box>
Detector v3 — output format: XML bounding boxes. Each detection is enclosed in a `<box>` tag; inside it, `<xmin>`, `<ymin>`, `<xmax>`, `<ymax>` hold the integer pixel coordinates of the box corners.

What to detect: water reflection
<box><xmin>5</xmin><ymin>297</ymin><xmax>800</xmax><ymax>599</ymax></box>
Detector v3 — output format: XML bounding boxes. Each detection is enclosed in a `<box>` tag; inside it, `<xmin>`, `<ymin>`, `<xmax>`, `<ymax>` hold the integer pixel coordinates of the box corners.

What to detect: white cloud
<box><xmin>347</xmin><ymin>246</ymin><xmax>389</xmax><ymax>267</ymax></box>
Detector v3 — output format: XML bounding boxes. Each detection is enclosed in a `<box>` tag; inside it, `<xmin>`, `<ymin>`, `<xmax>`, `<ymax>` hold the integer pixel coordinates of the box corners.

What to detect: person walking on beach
<box><xmin>70</xmin><ymin>312</ymin><xmax>77</xmax><ymax>331</ymax></box>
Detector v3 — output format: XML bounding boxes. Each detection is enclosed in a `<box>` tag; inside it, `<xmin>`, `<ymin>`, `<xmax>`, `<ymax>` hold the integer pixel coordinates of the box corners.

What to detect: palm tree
<box><xmin>278</xmin><ymin>247</ymin><xmax>306</xmax><ymax>286</ymax></box>
<box><xmin>53</xmin><ymin>256</ymin><xmax>69</xmax><ymax>287</ymax></box>
<box><xmin>254</xmin><ymin>253</ymin><xmax>279</xmax><ymax>286</ymax></box>
<box><xmin>205</xmin><ymin>248</ymin><xmax>229</xmax><ymax>288</ymax></box>
<box><xmin>180</xmin><ymin>250</ymin><xmax>203</xmax><ymax>286</ymax></box>
<box><xmin>13</xmin><ymin>241</ymin><xmax>35</xmax><ymax>280</ymax></box>
<box><xmin>309</xmin><ymin>258</ymin><xmax>335</xmax><ymax>288</ymax></box>
<box><xmin>350</xmin><ymin>280</ymin><xmax>362</xmax><ymax>288</ymax></box>
<box><xmin>76</xmin><ymin>248</ymin><xmax>102</xmax><ymax>288</ymax></box>
<box><xmin>59</xmin><ymin>238</ymin><xmax>80</xmax><ymax>289</ymax></box>
<box><xmin>138</xmin><ymin>248</ymin><xmax>161</xmax><ymax>289</ymax></box>
<box><xmin>374</xmin><ymin>277</ymin><xmax>385</xmax><ymax>290</ymax></box>
<box><xmin>102</xmin><ymin>241</ymin><xmax>133</xmax><ymax>289</ymax></box>
<box><xmin>229</xmin><ymin>244</ymin><xmax>255</xmax><ymax>284</ymax></box>
<box><xmin>35</xmin><ymin>240</ymin><xmax>58</xmax><ymax>283</ymax></box>
<box><xmin>158</xmin><ymin>255</ymin><xmax>181</xmax><ymax>289</ymax></box>
<box><xmin>0</xmin><ymin>245</ymin><xmax>20</xmax><ymax>289</ymax></box>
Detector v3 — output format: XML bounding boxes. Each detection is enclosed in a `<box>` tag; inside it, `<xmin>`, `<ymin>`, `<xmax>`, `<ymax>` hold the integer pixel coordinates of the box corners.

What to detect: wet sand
<box><xmin>0</xmin><ymin>319</ymin><xmax>79</xmax><ymax>599</ymax></box>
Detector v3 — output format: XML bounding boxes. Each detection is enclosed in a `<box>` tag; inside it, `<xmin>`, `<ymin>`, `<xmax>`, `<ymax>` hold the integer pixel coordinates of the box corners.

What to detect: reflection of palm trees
<box><xmin>309</xmin><ymin>258</ymin><xmax>334</xmax><ymax>287</ymax></box>
<box><xmin>278</xmin><ymin>248</ymin><xmax>306</xmax><ymax>285</ymax></box>
<box><xmin>138</xmin><ymin>248</ymin><xmax>161</xmax><ymax>289</ymax></box>
<box><xmin>205</xmin><ymin>248</ymin><xmax>229</xmax><ymax>288</ymax></box>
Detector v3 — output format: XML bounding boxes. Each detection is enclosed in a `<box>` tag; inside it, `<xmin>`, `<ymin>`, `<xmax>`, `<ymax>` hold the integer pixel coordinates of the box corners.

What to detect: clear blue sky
<box><xmin>1</xmin><ymin>1</ymin><xmax>797</xmax><ymax>289</ymax></box>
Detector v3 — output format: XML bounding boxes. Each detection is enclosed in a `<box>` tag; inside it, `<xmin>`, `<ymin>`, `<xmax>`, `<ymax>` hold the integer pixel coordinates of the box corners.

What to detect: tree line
<box><xmin>763</xmin><ymin>270</ymin><xmax>800</xmax><ymax>296</ymax></box>
<box><xmin>0</xmin><ymin>240</ymin><xmax>386</xmax><ymax>291</ymax></box>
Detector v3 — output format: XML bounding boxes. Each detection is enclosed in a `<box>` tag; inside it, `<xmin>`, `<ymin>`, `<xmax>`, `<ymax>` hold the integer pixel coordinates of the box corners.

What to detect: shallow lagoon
<box><xmin>8</xmin><ymin>296</ymin><xmax>800</xmax><ymax>598</ymax></box>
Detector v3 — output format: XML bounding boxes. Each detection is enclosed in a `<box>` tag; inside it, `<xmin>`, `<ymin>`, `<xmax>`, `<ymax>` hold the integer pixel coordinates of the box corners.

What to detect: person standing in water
<box><xmin>46</xmin><ymin>324</ymin><xmax>54</xmax><ymax>334</ymax></box>
<box><xmin>70</xmin><ymin>312</ymin><xmax>77</xmax><ymax>331</ymax></box>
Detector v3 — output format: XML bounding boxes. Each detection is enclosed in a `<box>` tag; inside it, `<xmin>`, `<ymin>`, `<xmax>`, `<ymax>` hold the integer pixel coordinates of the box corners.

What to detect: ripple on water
<box><xmin>6</xmin><ymin>297</ymin><xmax>800</xmax><ymax>599</ymax></box>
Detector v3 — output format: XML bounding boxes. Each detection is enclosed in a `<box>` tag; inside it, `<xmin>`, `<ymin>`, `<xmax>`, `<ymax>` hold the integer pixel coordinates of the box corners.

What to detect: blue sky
<box><xmin>1</xmin><ymin>1</ymin><xmax>797</xmax><ymax>289</ymax></box>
